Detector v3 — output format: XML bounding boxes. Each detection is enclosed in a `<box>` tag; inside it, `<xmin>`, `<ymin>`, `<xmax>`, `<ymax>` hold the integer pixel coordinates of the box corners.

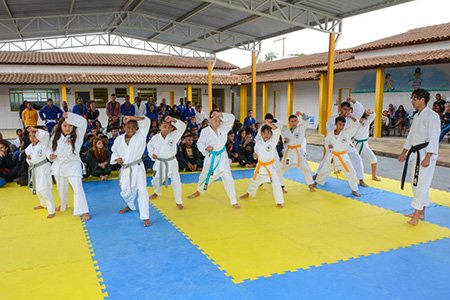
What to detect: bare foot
<box><xmin>232</xmin><ymin>203</ymin><xmax>240</xmax><ymax>209</ymax></box>
<box><xmin>33</xmin><ymin>205</ymin><xmax>45</xmax><ymax>210</ymax></box>
<box><xmin>359</xmin><ymin>180</ymin><xmax>368</xmax><ymax>187</ymax></box>
<box><xmin>188</xmin><ymin>191</ymin><xmax>200</xmax><ymax>199</ymax></box>
<box><xmin>352</xmin><ymin>191</ymin><xmax>361</xmax><ymax>197</ymax></box>
<box><xmin>308</xmin><ymin>184</ymin><xmax>316</xmax><ymax>192</ymax></box>
<box><xmin>240</xmin><ymin>193</ymin><xmax>250</xmax><ymax>199</ymax></box>
<box><xmin>47</xmin><ymin>213</ymin><xmax>55</xmax><ymax>219</ymax></box>
<box><xmin>149</xmin><ymin>193</ymin><xmax>158</xmax><ymax>200</ymax></box>
<box><xmin>372</xmin><ymin>176</ymin><xmax>381</xmax><ymax>181</ymax></box>
<box><xmin>407</xmin><ymin>218</ymin><xmax>419</xmax><ymax>226</ymax></box>
<box><xmin>143</xmin><ymin>219</ymin><xmax>151</xmax><ymax>227</ymax></box>
<box><xmin>404</xmin><ymin>213</ymin><xmax>424</xmax><ymax>220</ymax></box>
<box><xmin>176</xmin><ymin>204</ymin><xmax>184</xmax><ymax>210</ymax></box>
<box><xmin>277</xmin><ymin>203</ymin><xmax>283</xmax><ymax>208</ymax></box>
<box><xmin>82</xmin><ymin>213</ymin><xmax>90</xmax><ymax>221</ymax></box>
<box><xmin>282</xmin><ymin>188</ymin><xmax>288</xmax><ymax>194</ymax></box>
<box><xmin>55</xmin><ymin>206</ymin><xmax>61</xmax><ymax>211</ymax></box>
<box><xmin>119</xmin><ymin>206</ymin><xmax>131</xmax><ymax>214</ymax></box>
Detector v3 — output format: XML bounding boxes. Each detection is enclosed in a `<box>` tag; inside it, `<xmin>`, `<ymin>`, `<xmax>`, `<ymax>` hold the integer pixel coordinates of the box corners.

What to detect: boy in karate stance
<box><xmin>26</xmin><ymin>127</ymin><xmax>55</xmax><ymax>218</ymax></box>
<box><xmin>399</xmin><ymin>89</ymin><xmax>440</xmax><ymax>225</ymax></box>
<box><xmin>354</xmin><ymin>110</ymin><xmax>381</xmax><ymax>181</ymax></box>
<box><xmin>188</xmin><ymin>111</ymin><xmax>240</xmax><ymax>209</ymax></box>
<box><xmin>282</xmin><ymin>111</ymin><xmax>315</xmax><ymax>192</ymax></box>
<box><xmin>111</xmin><ymin>115</ymin><xmax>151</xmax><ymax>226</ymax></box>
<box><xmin>314</xmin><ymin>113</ymin><xmax>361</xmax><ymax>197</ymax></box>
<box><xmin>147</xmin><ymin>116</ymin><xmax>186</xmax><ymax>209</ymax></box>
<box><xmin>240</xmin><ymin>121</ymin><xmax>285</xmax><ymax>207</ymax></box>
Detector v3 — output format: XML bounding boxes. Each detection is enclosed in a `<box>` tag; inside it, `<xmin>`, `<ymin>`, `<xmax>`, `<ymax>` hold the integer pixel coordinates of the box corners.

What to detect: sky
<box><xmin>51</xmin><ymin>0</ymin><xmax>450</xmax><ymax>68</ymax></box>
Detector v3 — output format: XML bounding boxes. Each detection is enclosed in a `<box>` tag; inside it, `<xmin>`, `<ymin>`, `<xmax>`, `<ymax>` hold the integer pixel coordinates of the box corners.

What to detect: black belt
<box><xmin>401</xmin><ymin>142</ymin><xmax>429</xmax><ymax>190</ymax></box>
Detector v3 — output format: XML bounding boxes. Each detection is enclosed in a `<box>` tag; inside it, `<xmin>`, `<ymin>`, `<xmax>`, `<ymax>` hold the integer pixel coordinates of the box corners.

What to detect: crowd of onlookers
<box><xmin>1</xmin><ymin>94</ymin><xmax>267</xmax><ymax>184</ymax></box>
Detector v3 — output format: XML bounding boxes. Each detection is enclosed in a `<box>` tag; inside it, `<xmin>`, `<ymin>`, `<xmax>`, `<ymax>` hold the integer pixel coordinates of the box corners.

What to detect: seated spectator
<box><xmin>106</xmin><ymin>94</ymin><xmax>121</xmax><ymax>126</ymax></box>
<box><xmin>146</xmin><ymin>104</ymin><xmax>158</xmax><ymax>120</ymax></box>
<box><xmin>87</xmin><ymin>101</ymin><xmax>100</xmax><ymax>123</ymax></box>
<box><xmin>434</xmin><ymin>93</ymin><xmax>446</xmax><ymax>112</ymax></box>
<box><xmin>190</xmin><ymin>126</ymin><xmax>199</xmax><ymax>137</ymax></box>
<box><xmin>192</xmin><ymin>132</ymin><xmax>199</xmax><ymax>144</ymax></box>
<box><xmin>158</xmin><ymin>98</ymin><xmax>171</xmax><ymax>114</ymax></box>
<box><xmin>61</xmin><ymin>101</ymin><xmax>71</xmax><ymax>113</ymax></box>
<box><xmin>158</xmin><ymin>105</ymin><xmax>169</xmax><ymax>119</ymax></box>
<box><xmin>170</xmin><ymin>105</ymin><xmax>182</xmax><ymax>119</ymax></box>
<box><xmin>134</xmin><ymin>97</ymin><xmax>147</xmax><ymax>117</ymax></box>
<box><xmin>243</xmin><ymin>110</ymin><xmax>256</xmax><ymax>128</ymax></box>
<box><xmin>245</xmin><ymin>123</ymin><xmax>256</xmax><ymax>138</ymax></box>
<box><xmin>255</xmin><ymin>122</ymin><xmax>261</xmax><ymax>132</ymax></box>
<box><xmin>12</xmin><ymin>128</ymin><xmax>24</xmax><ymax>150</ymax></box>
<box><xmin>90</xmin><ymin>120</ymin><xmax>104</xmax><ymax>135</ymax></box>
<box><xmin>0</xmin><ymin>140</ymin><xmax>19</xmax><ymax>182</ymax></box>
<box><xmin>232</xmin><ymin>120</ymin><xmax>242</xmax><ymax>137</ymax></box>
<box><xmin>120</xmin><ymin>95</ymin><xmax>135</xmax><ymax>117</ymax></box>
<box><xmin>72</xmin><ymin>97</ymin><xmax>88</xmax><ymax>118</ymax></box>
<box><xmin>176</xmin><ymin>133</ymin><xmax>203</xmax><ymax>172</ymax></box>
<box><xmin>181</xmin><ymin>101</ymin><xmax>196</xmax><ymax>121</ymax></box>
<box><xmin>39</xmin><ymin>98</ymin><xmax>62</xmax><ymax>133</ymax></box>
<box><xmin>234</xmin><ymin>129</ymin><xmax>246</xmax><ymax>152</ymax></box>
<box><xmin>187</xmin><ymin>116</ymin><xmax>199</xmax><ymax>130</ymax></box>
<box><xmin>150</xmin><ymin>119</ymin><xmax>159</xmax><ymax>132</ymax></box>
<box><xmin>195</xmin><ymin>105</ymin><xmax>207</xmax><ymax>124</ymax></box>
<box><xmin>85</xmin><ymin>138</ymin><xmax>111</xmax><ymax>180</ymax></box>
<box><xmin>226</xmin><ymin>131</ymin><xmax>239</xmax><ymax>162</ymax></box>
<box><xmin>22</xmin><ymin>102</ymin><xmax>38</xmax><ymax>128</ymax></box>
<box><xmin>433</xmin><ymin>102</ymin><xmax>444</xmax><ymax>124</ymax></box>
<box><xmin>199</xmin><ymin>119</ymin><xmax>209</xmax><ymax>133</ymax></box>
<box><xmin>177</xmin><ymin>98</ymin><xmax>186</xmax><ymax>115</ymax></box>
<box><xmin>237</xmin><ymin>133</ymin><xmax>256</xmax><ymax>168</ymax></box>
<box><xmin>393</xmin><ymin>105</ymin><xmax>408</xmax><ymax>136</ymax></box>
<box><xmin>382</xmin><ymin>110</ymin><xmax>390</xmax><ymax>136</ymax></box>
<box><xmin>439</xmin><ymin>102</ymin><xmax>450</xmax><ymax>142</ymax></box>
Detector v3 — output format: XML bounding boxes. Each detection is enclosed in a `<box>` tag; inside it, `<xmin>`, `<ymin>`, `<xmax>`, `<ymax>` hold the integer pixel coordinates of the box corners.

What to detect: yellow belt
<box><xmin>253</xmin><ymin>159</ymin><xmax>275</xmax><ymax>180</ymax></box>
<box><xmin>282</xmin><ymin>144</ymin><xmax>302</xmax><ymax>166</ymax></box>
<box><xmin>331</xmin><ymin>150</ymin><xmax>349</xmax><ymax>173</ymax></box>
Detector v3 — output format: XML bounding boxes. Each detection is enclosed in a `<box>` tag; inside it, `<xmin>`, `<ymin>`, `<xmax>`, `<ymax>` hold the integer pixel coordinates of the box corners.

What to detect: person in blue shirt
<box><xmin>181</xmin><ymin>101</ymin><xmax>196</xmax><ymax>121</ymax></box>
<box><xmin>72</xmin><ymin>97</ymin><xmax>88</xmax><ymax>118</ymax></box>
<box><xmin>39</xmin><ymin>98</ymin><xmax>62</xmax><ymax>133</ymax></box>
<box><xmin>146</xmin><ymin>103</ymin><xmax>158</xmax><ymax>120</ymax></box>
<box><xmin>177</xmin><ymin>98</ymin><xmax>186</xmax><ymax>115</ymax></box>
<box><xmin>120</xmin><ymin>95</ymin><xmax>135</xmax><ymax>117</ymax></box>
<box><xmin>243</xmin><ymin>110</ymin><xmax>256</xmax><ymax>128</ymax></box>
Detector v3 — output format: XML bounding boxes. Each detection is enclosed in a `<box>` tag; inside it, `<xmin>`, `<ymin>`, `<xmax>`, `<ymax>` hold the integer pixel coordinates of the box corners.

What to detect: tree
<box><xmin>257</xmin><ymin>51</ymin><xmax>278</xmax><ymax>63</ymax></box>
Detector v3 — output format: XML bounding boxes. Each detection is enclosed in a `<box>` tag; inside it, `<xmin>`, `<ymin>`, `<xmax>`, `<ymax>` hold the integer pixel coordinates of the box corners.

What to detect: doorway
<box><xmin>213</xmin><ymin>88</ymin><xmax>225</xmax><ymax>112</ymax></box>
<box><xmin>75</xmin><ymin>91</ymin><xmax>90</xmax><ymax>103</ymax></box>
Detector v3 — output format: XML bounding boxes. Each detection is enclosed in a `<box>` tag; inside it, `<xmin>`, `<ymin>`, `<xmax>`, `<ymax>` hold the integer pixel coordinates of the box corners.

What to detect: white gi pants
<box><xmin>152</xmin><ymin>160</ymin><xmax>182</xmax><ymax>205</ymax></box>
<box><xmin>282</xmin><ymin>148</ymin><xmax>314</xmax><ymax>185</ymax></box>
<box><xmin>410</xmin><ymin>154</ymin><xmax>437</xmax><ymax>210</ymax></box>
<box><xmin>348</xmin><ymin>147</ymin><xmax>365</xmax><ymax>180</ymax></box>
<box><xmin>55</xmin><ymin>176</ymin><xmax>89</xmax><ymax>215</ymax></box>
<box><xmin>120</xmin><ymin>165</ymin><xmax>149</xmax><ymax>220</ymax></box>
<box><xmin>247</xmin><ymin>169</ymin><xmax>284</xmax><ymax>205</ymax></box>
<box><xmin>315</xmin><ymin>154</ymin><xmax>359</xmax><ymax>192</ymax></box>
<box><xmin>359</xmin><ymin>143</ymin><xmax>378</xmax><ymax>164</ymax></box>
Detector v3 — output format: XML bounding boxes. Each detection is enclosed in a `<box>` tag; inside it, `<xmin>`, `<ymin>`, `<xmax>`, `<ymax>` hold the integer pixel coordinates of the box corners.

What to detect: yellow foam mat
<box><xmin>0</xmin><ymin>183</ymin><xmax>104</xmax><ymax>299</ymax></box>
<box><xmin>150</xmin><ymin>179</ymin><xmax>450</xmax><ymax>283</ymax></box>
<box><xmin>308</xmin><ymin>162</ymin><xmax>450</xmax><ymax>208</ymax></box>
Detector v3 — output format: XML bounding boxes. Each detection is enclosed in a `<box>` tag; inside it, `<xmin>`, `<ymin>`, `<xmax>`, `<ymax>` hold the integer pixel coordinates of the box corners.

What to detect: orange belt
<box><xmin>331</xmin><ymin>150</ymin><xmax>349</xmax><ymax>172</ymax></box>
<box><xmin>253</xmin><ymin>159</ymin><xmax>275</xmax><ymax>180</ymax></box>
<box><xmin>282</xmin><ymin>144</ymin><xmax>302</xmax><ymax>166</ymax></box>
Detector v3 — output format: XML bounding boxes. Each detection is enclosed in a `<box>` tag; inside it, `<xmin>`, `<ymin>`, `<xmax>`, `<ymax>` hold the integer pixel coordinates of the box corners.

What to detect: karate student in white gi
<box><xmin>314</xmin><ymin>113</ymin><xmax>361</xmax><ymax>197</ymax></box>
<box><xmin>323</xmin><ymin>99</ymin><xmax>368</xmax><ymax>187</ymax></box>
<box><xmin>281</xmin><ymin>111</ymin><xmax>315</xmax><ymax>192</ymax></box>
<box><xmin>49</xmin><ymin>112</ymin><xmax>90</xmax><ymax>221</ymax></box>
<box><xmin>111</xmin><ymin>116</ymin><xmax>151</xmax><ymax>227</ymax></box>
<box><xmin>26</xmin><ymin>127</ymin><xmax>55</xmax><ymax>218</ymax></box>
<box><xmin>148</xmin><ymin>116</ymin><xmax>186</xmax><ymax>209</ymax></box>
<box><xmin>354</xmin><ymin>110</ymin><xmax>381</xmax><ymax>181</ymax></box>
<box><xmin>188</xmin><ymin>110</ymin><xmax>240</xmax><ymax>209</ymax></box>
<box><xmin>240</xmin><ymin>121</ymin><xmax>285</xmax><ymax>207</ymax></box>
<box><xmin>399</xmin><ymin>89</ymin><xmax>440</xmax><ymax>226</ymax></box>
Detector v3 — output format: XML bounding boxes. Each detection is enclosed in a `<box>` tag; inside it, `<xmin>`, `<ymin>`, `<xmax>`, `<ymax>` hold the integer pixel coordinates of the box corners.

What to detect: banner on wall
<box><xmin>353</xmin><ymin>66</ymin><xmax>450</xmax><ymax>93</ymax></box>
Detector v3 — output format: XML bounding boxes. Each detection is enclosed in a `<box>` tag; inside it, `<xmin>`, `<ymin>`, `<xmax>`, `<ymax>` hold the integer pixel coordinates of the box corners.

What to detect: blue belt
<box><xmin>204</xmin><ymin>146</ymin><xmax>226</xmax><ymax>191</ymax></box>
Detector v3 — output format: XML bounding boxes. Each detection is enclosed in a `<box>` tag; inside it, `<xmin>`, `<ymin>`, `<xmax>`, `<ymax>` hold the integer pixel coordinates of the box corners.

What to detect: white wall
<box><xmin>355</xmin><ymin>40</ymin><xmax>450</xmax><ymax>59</ymax></box>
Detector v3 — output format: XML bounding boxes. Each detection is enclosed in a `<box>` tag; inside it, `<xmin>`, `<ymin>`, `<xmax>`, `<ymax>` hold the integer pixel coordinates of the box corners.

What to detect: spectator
<box><xmin>393</xmin><ymin>105</ymin><xmax>408</xmax><ymax>136</ymax></box>
<box><xmin>199</xmin><ymin>119</ymin><xmax>208</xmax><ymax>134</ymax></box>
<box><xmin>177</xmin><ymin>98</ymin><xmax>186</xmax><ymax>115</ymax></box>
<box><xmin>106</xmin><ymin>93</ymin><xmax>121</xmax><ymax>126</ymax></box>
<box><xmin>21</xmin><ymin>101</ymin><xmax>38</xmax><ymax>128</ymax></box>
<box><xmin>382</xmin><ymin>110</ymin><xmax>390</xmax><ymax>136</ymax></box>
<box><xmin>246</xmin><ymin>123</ymin><xmax>257</xmax><ymax>138</ymax></box>
<box><xmin>170</xmin><ymin>105</ymin><xmax>182</xmax><ymax>119</ymax></box>
<box><xmin>187</xmin><ymin>116</ymin><xmax>199</xmax><ymax>130</ymax></box>
<box><xmin>234</xmin><ymin>129</ymin><xmax>246</xmax><ymax>152</ymax></box>
<box><xmin>72</xmin><ymin>97</ymin><xmax>88</xmax><ymax>118</ymax></box>
<box><xmin>121</xmin><ymin>95</ymin><xmax>135</xmax><ymax>117</ymax></box>
<box><xmin>39</xmin><ymin>98</ymin><xmax>62</xmax><ymax>133</ymax></box>
<box><xmin>85</xmin><ymin>138</ymin><xmax>111</xmax><ymax>180</ymax></box>
<box><xmin>87</xmin><ymin>101</ymin><xmax>100</xmax><ymax>123</ymax></box>
<box><xmin>159</xmin><ymin>98</ymin><xmax>171</xmax><ymax>114</ymax></box>
<box><xmin>176</xmin><ymin>133</ymin><xmax>203</xmax><ymax>172</ymax></box>
<box><xmin>108</xmin><ymin>126</ymin><xmax>120</xmax><ymax>151</ymax></box>
<box><xmin>439</xmin><ymin>102</ymin><xmax>450</xmax><ymax>142</ymax></box>
<box><xmin>237</xmin><ymin>133</ymin><xmax>257</xmax><ymax>167</ymax></box>
<box><xmin>387</xmin><ymin>104</ymin><xmax>395</xmax><ymax>120</ymax></box>
<box><xmin>150</xmin><ymin>119</ymin><xmax>159</xmax><ymax>132</ymax></box>
<box><xmin>243</xmin><ymin>110</ymin><xmax>256</xmax><ymax>128</ymax></box>
<box><xmin>145</xmin><ymin>96</ymin><xmax>156</xmax><ymax>112</ymax></box>
<box><xmin>433</xmin><ymin>102</ymin><xmax>444</xmax><ymax>123</ymax></box>
<box><xmin>158</xmin><ymin>105</ymin><xmax>169</xmax><ymax>119</ymax></box>
<box><xmin>434</xmin><ymin>93</ymin><xmax>446</xmax><ymax>112</ymax></box>
<box><xmin>134</xmin><ymin>97</ymin><xmax>147</xmax><ymax>117</ymax></box>
<box><xmin>226</xmin><ymin>131</ymin><xmax>238</xmax><ymax>162</ymax></box>
<box><xmin>19</xmin><ymin>100</ymin><xmax>28</xmax><ymax>125</ymax></box>
<box><xmin>0</xmin><ymin>140</ymin><xmax>19</xmax><ymax>182</ymax></box>
<box><xmin>181</xmin><ymin>101</ymin><xmax>195</xmax><ymax>121</ymax></box>
<box><xmin>195</xmin><ymin>104</ymin><xmax>207</xmax><ymax>124</ymax></box>
<box><xmin>11</xmin><ymin>129</ymin><xmax>23</xmax><ymax>151</ymax></box>
<box><xmin>146</xmin><ymin>104</ymin><xmax>158</xmax><ymax>121</ymax></box>
<box><xmin>91</xmin><ymin>120</ymin><xmax>104</xmax><ymax>135</ymax></box>
<box><xmin>255</xmin><ymin>122</ymin><xmax>261</xmax><ymax>132</ymax></box>
<box><xmin>61</xmin><ymin>101</ymin><xmax>71</xmax><ymax>113</ymax></box>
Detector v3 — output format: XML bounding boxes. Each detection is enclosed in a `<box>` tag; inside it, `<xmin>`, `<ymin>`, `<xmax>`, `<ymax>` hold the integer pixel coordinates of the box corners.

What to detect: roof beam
<box><xmin>107</xmin><ymin>0</ymin><xmax>145</xmax><ymax>33</ymax></box>
<box><xmin>63</xmin><ymin>0</ymin><xmax>76</xmax><ymax>36</ymax></box>
<box><xmin>1</xmin><ymin>0</ymin><xmax>23</xmax><ymax>39</ymax></box>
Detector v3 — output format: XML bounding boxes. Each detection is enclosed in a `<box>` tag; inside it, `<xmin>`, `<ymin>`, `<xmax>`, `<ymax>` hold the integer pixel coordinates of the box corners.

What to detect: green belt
<box><xmin>354</xmin><ymin>138</ymin><xmax>368</xmax><ymax>155</ymax></box>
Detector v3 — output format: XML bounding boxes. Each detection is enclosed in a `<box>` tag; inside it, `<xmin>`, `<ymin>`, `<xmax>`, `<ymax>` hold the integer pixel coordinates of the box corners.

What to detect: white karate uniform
<box><xmin>315</xmin><ymin>119</ymin><xmax>360</xmax><ymax>192</ymax></box>
<box><xmin>247</xmin><ymin>125</ymin><xmax>284</xmax><ymax>204</ymax></box>
<box><xmin>134</xmin><ymin>102</ymin><xmax>147</xmax><ymax>117</ymax></box>
<box><xmin>111</xmin><ymin>117</ymin><xmax>151</xmax><ymax>220</ymax></box>
<box><xmin>322</xmin><ymin>101</ymin><xmax>365</xmax><ymax>180</ymax></box>
<box><xmin>196</xmin><ymin>113</ymin><xmax>237</xmax><ymax>205</ymax></box>
<box><xmin>281</xmin><ymin>115</ymin><xmax>314</xmax><ymax>185</ymax></box>
<box><xmin>25</xmin><ymin>129</ymin><xmax>55</xmax><ymax>214</ymax></box>
<box><xmin>49</xmin><ymin>113</ymin><xmax>89</xmax><ymax>216</ymax></box>
<box><xmin>147</xmin><ymin>119</ymin><xmax>186</xmax><ymax>205</ymax></box>
<box><xmin>195</xmin><ymin>110</ymin><xmax>207</xmax><ymax>124</ymax></box>
<box><xmin>354</xmin><ymin>113</ymin><xmax>377</xmax><ymax>164</ymax></box>
<box><xmin>403</xmin><ymin>107</ymin><xmax>440</xmax><ymax>210</ymax></box>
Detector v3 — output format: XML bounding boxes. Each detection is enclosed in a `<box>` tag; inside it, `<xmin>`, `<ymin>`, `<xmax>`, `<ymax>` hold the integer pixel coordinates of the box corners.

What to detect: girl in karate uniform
<box><xmin>147</xmin><ymin>116</ymin><xmax>186</xmax><ymax>209</ymax></box>
<box><xmin>49</xmin><ymin>112</ymin><xmax>90</xmax><ymax>221</ymax></box>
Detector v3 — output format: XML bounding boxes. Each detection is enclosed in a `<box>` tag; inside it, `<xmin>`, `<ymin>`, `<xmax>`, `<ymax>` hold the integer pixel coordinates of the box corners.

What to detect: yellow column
<box><xmin>287</xmin><ymin>81</ymin><xmax>294</xmax><ymax>117</ymax></box>
<box><xmin>61</xmin><ymin>84</ymin><xmax>67</xmax><ymax>102</ymax></box>
<box><xmin>240</xmin><ymin>84</ymin><xmax>248</xmax><ymax>122</ymax></box>
<box><xmin>170</xmin><ymin>91</ymin><xmax>174</xmax><ymax>106</ymax></box>
<box><xmin>187</xmin><ymin>84</ymin><xmax>192</xmax><ymax>102</ymax></box>
<box><xmin>128</xmin><ymin>84</ymin><xmax>134</xmax><ymax>104</ymax></box>
<box><xmin>251</xmin><ymin>50</ymin><xmax>257</xmax><ymax>117</ymax></box>
<box><xmin>326</xmin><ymin>33</ymin><xmax>336</xmax><ymax>123</ymax></box>
<box><xmin>319</xmin><ymin>73</ymin><xmax>328</xmax><ymax>135</ymax></box>
<box><xmin>262</xmin><ymin>83</ymin><xmax>268</xmax><ymax>120</ymax></box>
<box><xmin>208</xmin><ymin>60</ymin><xmax>213</xmax><ymax>112</ymax></box>
<box><xmin>373</xmin><ymin>68</ymin><xmax>385</xmax><ymax>138</ymax></box>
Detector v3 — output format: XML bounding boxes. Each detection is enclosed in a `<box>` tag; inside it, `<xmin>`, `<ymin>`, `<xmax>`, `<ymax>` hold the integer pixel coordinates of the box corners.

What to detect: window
<box><xmin>9</xmin><ymin>89</ymin><xmax>60</xmax><ymax>111</ymax></box>
<box><xmin>137</xmin><ymin>88</ymin><xmax>157</xmax><ymax>101</ymax></box>
<box><xmin>192</xmin><ymin>88</ymin><xmax>202</xmax><ymax>105</ymax></box>
<box><xmin>93</xmin><ymin>88</ymin><xmax>109</xmax><ymax>108</ymax></box>
<box><xmin>115</xmin><ymin>88</ymin><xmax>127</xmax><ymax>98</ymax></box>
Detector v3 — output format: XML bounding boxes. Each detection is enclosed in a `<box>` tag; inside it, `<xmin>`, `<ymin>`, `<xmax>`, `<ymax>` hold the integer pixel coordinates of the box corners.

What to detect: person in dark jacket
<box><xmin>85</xmin><ymin>138</ymin><xmax>111</xmax><ymax>180</ymax></box>
<box><xmin>176</xmin><ymin>133</ymin><xmax>203</xmax><ymax>172</ymax></box>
